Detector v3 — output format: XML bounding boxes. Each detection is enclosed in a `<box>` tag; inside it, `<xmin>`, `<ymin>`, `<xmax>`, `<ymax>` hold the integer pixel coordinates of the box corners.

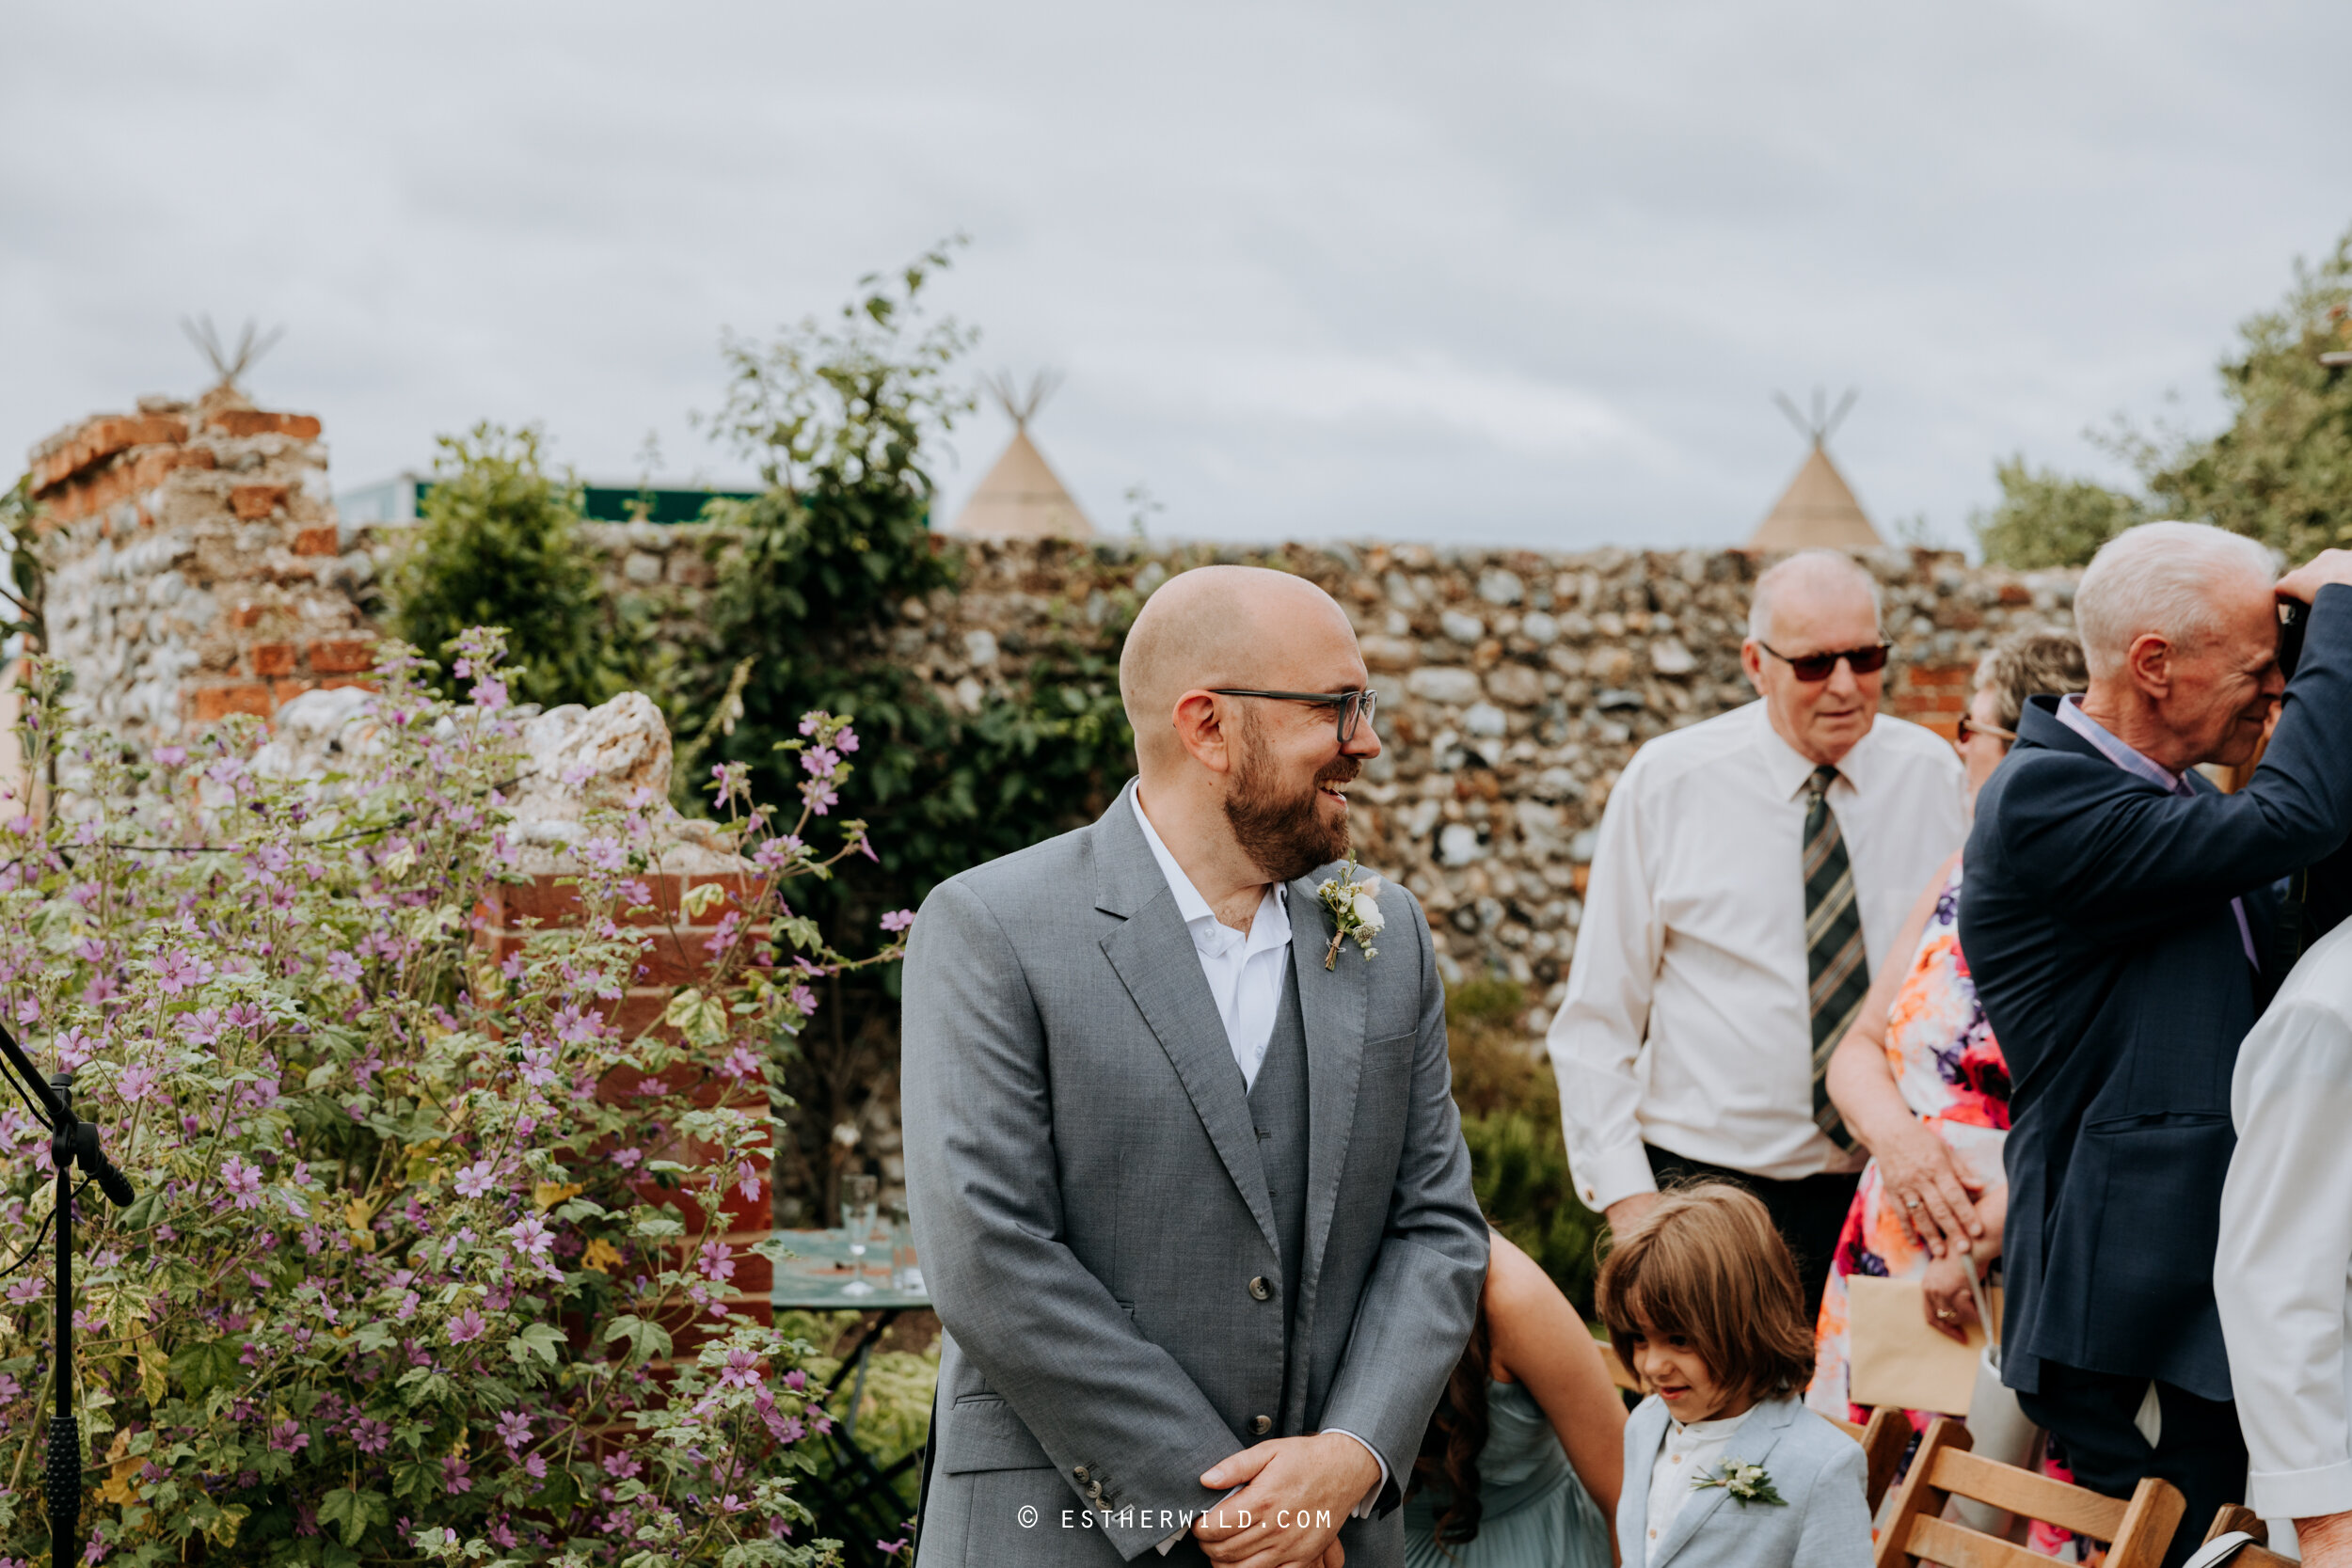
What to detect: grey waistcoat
<box><xmin>1248</xmin><ymin>970</ymin><xmax>1311</xmax><ymax>1431</ymax></box>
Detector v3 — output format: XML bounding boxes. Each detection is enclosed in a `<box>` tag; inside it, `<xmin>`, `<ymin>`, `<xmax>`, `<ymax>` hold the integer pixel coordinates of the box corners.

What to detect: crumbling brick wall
<box><xmin>28</xmin><ymin>386</ymin><xmax>379</xmax><ymax>747</ymax></box>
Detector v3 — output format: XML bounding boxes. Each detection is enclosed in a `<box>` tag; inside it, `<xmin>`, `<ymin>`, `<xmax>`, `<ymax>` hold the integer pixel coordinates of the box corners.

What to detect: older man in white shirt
<box><xmin>1548</xmin><ymin>550</ymin><xmax>1969</xmax><ymax>1311</ymax></box>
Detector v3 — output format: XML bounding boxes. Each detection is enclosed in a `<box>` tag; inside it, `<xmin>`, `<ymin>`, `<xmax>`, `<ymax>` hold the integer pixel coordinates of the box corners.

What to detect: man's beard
<box><xmin>1223</xmin><ymin>728</ymin><xmax>1359</xmax><ymax>883</ymax></box>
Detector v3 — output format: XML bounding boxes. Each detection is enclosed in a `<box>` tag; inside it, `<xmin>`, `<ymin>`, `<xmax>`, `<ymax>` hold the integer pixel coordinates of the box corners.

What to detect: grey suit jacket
<box><xmin>1614</xmin><ymin>1395</ymin><xmax>1871</xmax><ymax>1568</ymax></box>
<box><xmin>901</xmin><ymin>784</ymin><xmax>1488</xmax><ymax>1565</ymax></box>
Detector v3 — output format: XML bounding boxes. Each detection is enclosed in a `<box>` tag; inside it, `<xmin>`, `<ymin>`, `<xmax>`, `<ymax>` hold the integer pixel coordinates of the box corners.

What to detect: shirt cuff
<box><xmin>1323</xmin><ymin>1428</ymin><xmax>1390</xmax><ymax>1516</ymax></box>
<box><xmin>1574</xmin><ymin>1141</ymin><xmax>1658</xmax><ymax>1214</ymax></box>
<box><xmin>2249</xmin><ymin>1460</ymin><xmax>2352</xmax><ymax>1522</ymax></box>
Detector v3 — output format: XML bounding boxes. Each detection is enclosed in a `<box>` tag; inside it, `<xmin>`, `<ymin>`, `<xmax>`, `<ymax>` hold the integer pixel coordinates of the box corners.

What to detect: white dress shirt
<box><xmin>1548</xmin><ymin>701</ymin><xmax>1969</xmax><ymax>1212</ymax></box>
<box><xmin>2217</xmin><ymin>914</ymin><xmax>2352</xmax><ymax>1521</ymax></box>
<box><xmin>1645</xmin><ymin>1405</ymin><xmax>1756</xmax><ymax>1563</ymax></box>
<box><xmin>1130</xmin><ymin>786</ymin><xmax>1387</xmax><ymax>1544</ymax></box>
<box><xmin>1132</xmin><ymin>788</ymin><xmax>1293</xmax><ymax>1088</ymax></box>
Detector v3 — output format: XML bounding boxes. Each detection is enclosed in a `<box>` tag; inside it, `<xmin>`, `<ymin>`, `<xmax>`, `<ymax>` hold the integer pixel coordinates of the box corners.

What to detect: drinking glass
<box><xmin>887</xmin><ymin>1198</ymin><xmax>921</xmax><ymax>1294</ymax></box>
<box><xmin>839</xmin><ymin>1173</ymin><xmax>880</xmax><ymax>1298</ymax></box>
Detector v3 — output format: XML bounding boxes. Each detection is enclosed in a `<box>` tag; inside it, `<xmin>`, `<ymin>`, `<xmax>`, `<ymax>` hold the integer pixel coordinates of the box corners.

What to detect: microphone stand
<box><xmin>0</xmin><ymin>1024</ymin><xmax>136</xmax><ymax>1568</ymax></box>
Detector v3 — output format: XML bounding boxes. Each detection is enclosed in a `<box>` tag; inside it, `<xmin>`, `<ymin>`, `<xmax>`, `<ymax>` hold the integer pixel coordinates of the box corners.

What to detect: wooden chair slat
<box><xmin>2201</xmin><ymin>1504</ymin><xmax>2296</xmax><ymax>1566</ymax></box>
<box><xmin>1859</xmin><ymin>1407</ymin><xmax>1911</xmax><ymax>1517</ymax></box>
<box><xmin>1826</xmin><ymin>1413</ymin><xmax>1867</xmax><ymax>1441</ymax></box>
<box><xmin>1904</xmin><ymin>1516</ymin><xmax>2050</xmax><ymax>1568</ymax></box>
<box><xmin>1927</xmin><ymin>1448</ymin><xmax>2129</xmax><ymax>1539</ymax></box>
<box><xmin>1874</xmin><ymin>1417</ymin><xmax>1973</xmax><ymax>1568</ymax></box>
<box><xmin>2102</xmin><ymin>1478</ymin><xmax>2185</xmax><ymax>1568</ymax></box>
<box><xmin>2204</xmin><ymin>1504</ymin><xmax>2266</xmax><ymax>1545</ymax></box>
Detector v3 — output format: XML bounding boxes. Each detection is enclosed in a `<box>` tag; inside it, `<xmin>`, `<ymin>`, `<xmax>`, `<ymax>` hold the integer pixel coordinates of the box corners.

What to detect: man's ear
<box><xmin>1740</xmin><ymin>640</ymin><xmax>1768</xmax><ymax>698</ymax></box>
<box><xmin>1170</xmin><ymin>690</ymin><xmax>1235</xmax><ymax>775</ymax></box>
<box><xmin>2125</xmin><ymin>632</ymin><xmax>2174</xmax><ymax>698</ymax></box>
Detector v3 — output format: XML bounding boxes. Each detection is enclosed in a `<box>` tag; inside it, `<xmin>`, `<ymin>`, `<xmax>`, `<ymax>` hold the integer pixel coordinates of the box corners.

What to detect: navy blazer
<box><xmin>1961</xmin><ymin>582</ymin><xmax>2352</xmax><ymax>1401</ymax></box>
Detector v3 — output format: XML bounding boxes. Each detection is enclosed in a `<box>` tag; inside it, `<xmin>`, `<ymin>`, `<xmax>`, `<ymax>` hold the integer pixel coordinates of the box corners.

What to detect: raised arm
<box><xmin>1547</xmin><ymin>759</ymin><xmax>1664</xmax><ymax>1226</ymax></box>
<box><xmin>900</xmin><ymin>879</ymin><xmax>1239</xmax><ymax>1558</ymax></box>
<box><xmin>1995</xmin><ymin>582</ymin><xmax>2352</xmax><ymax>930</ymax></box>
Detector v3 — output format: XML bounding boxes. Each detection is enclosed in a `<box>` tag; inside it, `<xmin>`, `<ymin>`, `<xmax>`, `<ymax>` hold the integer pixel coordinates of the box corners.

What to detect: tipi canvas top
<box><xmin>948</xmin><ymin>370</ymin><xmax>1094</xmax><ymax>540</ymax></box>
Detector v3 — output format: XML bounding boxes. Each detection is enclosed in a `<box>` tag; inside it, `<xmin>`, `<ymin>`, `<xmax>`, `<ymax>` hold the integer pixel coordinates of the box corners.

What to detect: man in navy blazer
<box><xmin>1963</xmin><ymin>523</ymin><xmax>2352</xmax><ymax>1568</ymax></box>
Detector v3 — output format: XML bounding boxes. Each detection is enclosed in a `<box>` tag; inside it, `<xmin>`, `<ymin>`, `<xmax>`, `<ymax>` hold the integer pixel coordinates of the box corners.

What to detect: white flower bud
<box><xmin>1352</xmin><ymin>891</ymin><xmax>1385</xmax><ymax>933</ymax></box>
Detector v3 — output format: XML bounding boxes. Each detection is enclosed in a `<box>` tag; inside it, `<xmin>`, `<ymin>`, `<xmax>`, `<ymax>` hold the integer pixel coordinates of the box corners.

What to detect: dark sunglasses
<box><xmin>1756</xmin><ymin>641</ymin><xmax>1891</xmax><ymax>683</ymax></box>
<box><xmin>1955</xmin><ymin>713</ymin><xmax>2017</xmax><ymax>746</ymax></box>
<box><xmin>1208</xmin><ymin>687</ymin><xmax>1378</xmax><ymax>744</ymax></box>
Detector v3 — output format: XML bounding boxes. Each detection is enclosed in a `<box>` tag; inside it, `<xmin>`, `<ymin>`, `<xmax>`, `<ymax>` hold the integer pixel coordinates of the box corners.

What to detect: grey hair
<box><xmin>1747</xmin><ymin>550</ymin><xmax>1883</xmax><ymax>644</ymax></box>
<box><xmin>1973</xmin><ymin>630</ymin><xmax>2090</xmax><ymax>732</ymax></box>
<box><xmin>2073</xmin><ymin>521</ymin><xmax>2278</xmax><ymax>681</ymax></box>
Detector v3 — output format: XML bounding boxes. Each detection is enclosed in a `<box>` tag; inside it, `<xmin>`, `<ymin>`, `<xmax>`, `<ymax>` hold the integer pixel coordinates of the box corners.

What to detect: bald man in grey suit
<box><xmin>902</xmin><ymin>565</ymin><xmax>1487</xmax><ymax>1567</ymax></box>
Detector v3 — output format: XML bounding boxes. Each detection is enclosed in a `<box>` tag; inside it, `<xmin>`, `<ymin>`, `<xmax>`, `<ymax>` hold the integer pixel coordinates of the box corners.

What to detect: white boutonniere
<box><xmin>1315</xmin><ymin>855</ymin><xmax>1384</xmax><ymax>970</ymax></box>
<box><xmin>1692</xmin><ymin>1458</ymin><xmax>1785</xmax><ymax>1508</ymax></box>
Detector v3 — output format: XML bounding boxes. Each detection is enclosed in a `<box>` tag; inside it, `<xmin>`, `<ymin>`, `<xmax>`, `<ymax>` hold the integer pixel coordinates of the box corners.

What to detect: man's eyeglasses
<box><xmin>1956</xmin><ymin>714</ymin><xmax>2017</xmax><ymax>746</ymax></box>
<box><xmin>1208</xmin><ymin>688</ymin><xmax>1378</xmax><ymax>744</ymax></box>
<box><xmin>1756</xmin><ymin>641</ymin><xmax>1892</xmax><ymax>683</ymax></box>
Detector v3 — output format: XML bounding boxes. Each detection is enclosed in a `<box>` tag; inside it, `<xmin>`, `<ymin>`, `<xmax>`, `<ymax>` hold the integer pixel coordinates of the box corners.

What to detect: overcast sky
<box><xmin>5</xmin><ymin>3</ymin><xmax>2347</xmax><ymax>552</ymax></box>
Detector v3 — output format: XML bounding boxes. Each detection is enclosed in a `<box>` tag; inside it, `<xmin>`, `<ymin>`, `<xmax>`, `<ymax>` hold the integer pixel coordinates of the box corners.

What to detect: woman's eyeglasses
<box><xmin>1956</xmin><ymin>714</ymin><xmax>2017</xmax><ymax>746</ymax></box>
<box><xmin>1756</xmin><ymin>641</ymin><xmax>1892</xmax><ymax>682</ymax></box>
<box><xmin>1208</xmin><ymin>687</ymin><xmax>1377</xmax><ymax>744</ymax></box>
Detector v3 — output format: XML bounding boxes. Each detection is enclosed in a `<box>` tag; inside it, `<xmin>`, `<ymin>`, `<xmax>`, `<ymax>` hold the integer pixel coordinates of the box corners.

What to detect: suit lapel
<box><xmin>1655</xmin><ymin>1399</ymin><xmax>1799</xmax><ymax>1568</ymax></box>
<box><xmin>1093</xmin><ymin>789</ymin><xmax>1281</xmax><ymax>1261</ymax></box>
<box><xmin>1289</xmin><ymin>869</ymin><xmax>1367</xmax><ymax>1312</ymax></box>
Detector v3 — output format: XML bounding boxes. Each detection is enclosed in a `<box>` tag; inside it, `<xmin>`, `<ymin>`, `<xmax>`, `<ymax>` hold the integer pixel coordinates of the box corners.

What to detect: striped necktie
<box><xmin>1804</xmin><ymin>764</ymin><xmax>1866</xmax><ymax>1151</ymax></box>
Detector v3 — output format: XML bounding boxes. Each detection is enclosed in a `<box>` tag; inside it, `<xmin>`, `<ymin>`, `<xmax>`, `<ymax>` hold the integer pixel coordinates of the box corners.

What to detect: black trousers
<box><xmin>2018</xmin><ymin>1363</ymin><xmax>2246</xmax><ymax>1568</ymax></box>
<box><xmin>1643</xmin><ymin>1144</ymin><xmax>1861</xmax><ymax>1323</ymax></box>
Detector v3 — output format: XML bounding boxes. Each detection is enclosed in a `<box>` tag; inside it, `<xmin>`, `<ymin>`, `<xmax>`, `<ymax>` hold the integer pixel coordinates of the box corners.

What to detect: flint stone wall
<box><xmin>580</xmin><ymin>531</ymin><xmax>2082</xmax><ymax>1030</ymax></box>
<box><xmin>22</xmin><ymin>386</ymin><xmax>2080</xmax><ymax>1031</ymax></box>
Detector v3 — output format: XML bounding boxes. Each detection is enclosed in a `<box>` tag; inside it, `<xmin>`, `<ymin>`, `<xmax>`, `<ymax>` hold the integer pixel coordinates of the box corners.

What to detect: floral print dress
<box><xmin>1808</xmin><ymin>859</ymin><xmax>2012</xmax><ymax>1427</ymax></box>
<box><xmin>1804</xmin><ymin>861</ymin><xmax>2104</xmax><ymax>1561</ymax></box>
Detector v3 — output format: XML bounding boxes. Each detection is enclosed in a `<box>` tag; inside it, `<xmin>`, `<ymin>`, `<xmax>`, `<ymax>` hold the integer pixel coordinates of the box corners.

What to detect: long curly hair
<box><xmin>1408</xmin><ymin>1308</ymin><xmax>1493</xmax><ymax>1547</ymax></box>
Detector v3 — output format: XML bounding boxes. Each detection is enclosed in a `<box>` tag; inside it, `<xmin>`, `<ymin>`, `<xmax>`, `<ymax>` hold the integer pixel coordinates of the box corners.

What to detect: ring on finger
<box><xmin>1903</xmin><ymin>1197</ymin><xmax>1921</xmax><ymax>1211</ymax></box>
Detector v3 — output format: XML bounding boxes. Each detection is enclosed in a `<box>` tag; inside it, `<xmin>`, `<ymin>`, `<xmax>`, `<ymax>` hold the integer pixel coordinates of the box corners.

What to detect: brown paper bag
<box><xmin>1846</xmin><ymin>1275</ymin><xmax>2000</xmax><ymax>1416</ymax></box>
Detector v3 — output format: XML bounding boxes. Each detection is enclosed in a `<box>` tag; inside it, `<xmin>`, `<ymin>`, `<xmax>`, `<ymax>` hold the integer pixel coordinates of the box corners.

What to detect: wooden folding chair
<box><xmin>2199</xmin><ymin>1504</ymin><xmax>2296</xmax><ymax>1567</ymax></box>
<box><xmin>1873</xmin><ymin>1417</ymin><xmax>2185</xmax><ymax>1568</ymax></box>
<box><xmin>1820</xmin><ymin>1406</ymin><xmax>1912</xmax><ymax>1516</ymax></box>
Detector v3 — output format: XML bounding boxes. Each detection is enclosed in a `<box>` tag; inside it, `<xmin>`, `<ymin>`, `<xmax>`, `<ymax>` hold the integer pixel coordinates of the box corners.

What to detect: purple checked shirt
<box><xmin>2055</xmin><ymin>694</ymin><xmax>2261</xmax><ymax>969</ymax></box>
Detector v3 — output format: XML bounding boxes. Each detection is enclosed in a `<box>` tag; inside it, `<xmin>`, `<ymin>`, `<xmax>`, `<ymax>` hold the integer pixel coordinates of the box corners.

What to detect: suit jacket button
<box><xmin>1073</xmin><ymin>1465</ymin><xmax>1090</xmax><ymax>1482</ymax></box>
<box><xmin>1249</xmin><ymin>1415</ymin><xmax>1273</xmax><ymax>1435</ymax></box>
<box><xmin>1087</xmin><ymin>1481</ymin><xmax>1104</xmax><ymax>1501</ymax></box>
<box><xmin>1248</xmin><ymin>1275</ymin><xmax>1275</xmax><ymax>1301</ymax></box>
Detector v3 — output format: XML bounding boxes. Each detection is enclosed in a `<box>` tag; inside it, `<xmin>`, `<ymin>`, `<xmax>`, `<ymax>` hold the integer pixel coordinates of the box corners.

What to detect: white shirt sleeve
<box><xmin>1548</xmin><ymin>760</ymin><xmax>1663</xmax><ymax>1212</ymax></box>
<box><xmin>2218</xmin><ymin>995</ymin><xmax>2352</xmax><ymax>1520</ymax></box>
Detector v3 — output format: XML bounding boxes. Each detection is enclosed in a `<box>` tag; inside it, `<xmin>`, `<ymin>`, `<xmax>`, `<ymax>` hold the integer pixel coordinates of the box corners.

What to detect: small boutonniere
<box><xmin>1692</xmin><ymin>1459</ymin><xmax>1785</xmax><ymax>1508</ymax></box>
<box><xmin>1316</xmin><ymin>855</ymin><xmax>1384</xmax><ymax>970</ymax></box>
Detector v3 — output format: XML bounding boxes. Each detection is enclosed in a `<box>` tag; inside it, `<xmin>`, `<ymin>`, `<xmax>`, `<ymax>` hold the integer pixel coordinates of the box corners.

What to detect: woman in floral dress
<box><xmin>1804</xmin><ymin>633</ymin><xmax>2087</xmax><ymax>1430</ymax></box>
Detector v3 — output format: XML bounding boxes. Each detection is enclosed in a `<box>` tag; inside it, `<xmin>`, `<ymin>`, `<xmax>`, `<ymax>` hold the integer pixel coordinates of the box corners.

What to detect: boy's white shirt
<box><xmin>1645</xmin><ymin>1406</ymin><xmax>1755</xmax><ymax>1564</ymax></box>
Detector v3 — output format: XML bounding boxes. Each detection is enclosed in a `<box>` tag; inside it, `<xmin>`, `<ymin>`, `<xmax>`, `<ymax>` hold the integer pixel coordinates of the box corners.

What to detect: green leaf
<box><xmin>119</xmin><ymin>1191</ymin><xmax>163</xmax><ymax>1230</ymax></box>
<box><xmin>168</xmin><ymin>1336</ymin><xmax>245</xmax><ymax>1398</ymax></box>
<box><xmin>509</xmin><ymin>1322</ymin><xmax>566</xmax><ymax>1366</ymax></box>
<box><xmin>317</xmin><ymin>1487</ymin><xmax>389</xmax><ymax>1548</ymax></box>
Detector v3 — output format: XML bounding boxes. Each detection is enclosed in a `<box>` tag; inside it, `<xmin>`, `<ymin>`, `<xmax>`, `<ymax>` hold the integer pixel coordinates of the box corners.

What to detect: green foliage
<box><xmin>2128</xmin><ymin>227</ymin><xmax>2352</xmax><ymax>560</ymax></box>
<box><xmin>387</xmin><ymin>422</ymin><xmax>617</xmax><ymax>705</ymax></box>
<box><xmin>1970</xmin><ymin>455</ymin><xmax>2147</xmax><ymax>569</ymax></box>
<box><xmin>686</xmin><ymin>245</ymin><xmax>1143</xmax><ymax>1210</ymax></box>
<box><xmin>777</xmin><ymin>1311</ymin><xmax>940</xmax><ymax>1516</ymax></box>
<box><xmin>1444</xmin><ymin>979</ymin><xmax>1605</xmax><ymax>1316</ymax></box>
<box><xmin>0</xmin><ymin>630</ymin><xmax>885</xmax><ymax>1564</ymax></box>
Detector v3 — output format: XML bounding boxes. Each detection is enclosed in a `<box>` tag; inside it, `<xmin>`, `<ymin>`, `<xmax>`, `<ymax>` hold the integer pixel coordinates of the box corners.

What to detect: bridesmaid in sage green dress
<box><xmin>1405</xmin><ymin>1231</ymin><xmax>1626</xmax><ymax>1568</ymax></box>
